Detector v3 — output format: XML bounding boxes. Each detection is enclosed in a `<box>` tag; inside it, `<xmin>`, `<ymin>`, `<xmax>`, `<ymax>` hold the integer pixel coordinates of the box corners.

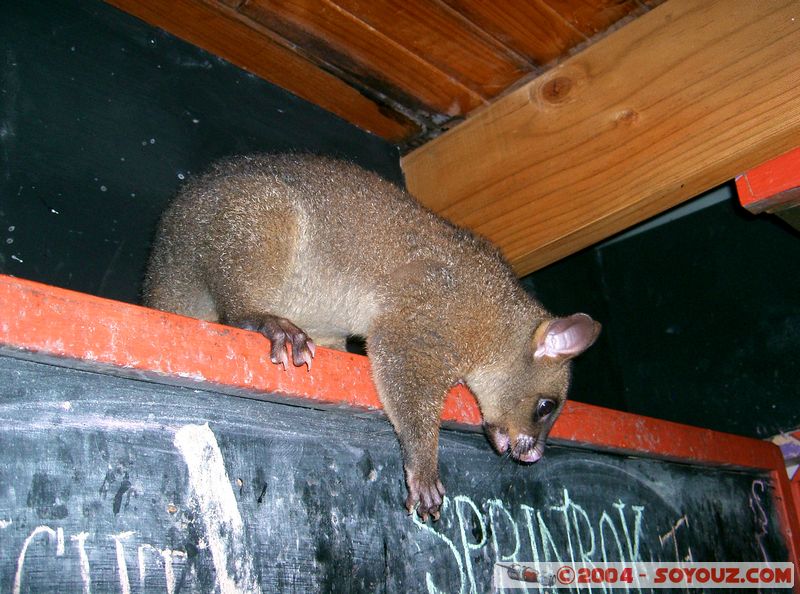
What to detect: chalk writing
<box><xmin>10</xmin><ymin>423</ymin><xmax>263</xmax><ymax>594</ymax></box>
<box><xmin>412</xmin><ymin>490</ymin><xmax>667</xmax><ymax>594</ymax></box>
<box><xmin>14</xmin><ymin>526</ymin><xmax>62</xmax><ymax>594</ymax></box>
<box><xmin>70</xmin><ymin>532</ymin><xmax>91</xmax><ymax>594</ymax></box>
<box><xmin>659</xmin><ymin>515</ymin><xmax>692</xmax><ymax>563</ymax></box>
<box><xmin>136</xmin><ymin>543</ymin><xmax>188</xmax><ymax>594</ymax></box>
<box><xmin>487</xmin><ymin>498</ymin><xmax>522</xmax><ymax>563</ymax></box>
<box><xmin>750</xmin><ymin>479</ymin><xmax>770</xmax><ymax>562</ymax></box>
<box><xmin>112</xmin><ymin>531</ymin><xmax>135</xmax><ymax>594</ymax></box>
<box><xmin>413</xmin><ymin>498</ymin><xmax>467</xmax><ymax>594</ymax></box>
<box><xmin>10</xmin><ymin>526</ymin><xmax>191</xmax><ymax>594</ymax></box>
<box><xmin>455</xmin><ymin>495</ymin><xmax>486</xmax><ymax>594</ymax></box>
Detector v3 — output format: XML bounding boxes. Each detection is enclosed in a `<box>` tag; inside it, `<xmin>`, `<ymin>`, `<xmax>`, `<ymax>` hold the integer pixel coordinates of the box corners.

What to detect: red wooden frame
<box><xmin>0</xmin><ymin>274</ymin><xmax>798</xmax><ymax>580</ymax></box>
<box><xmin>736</xmin><ymin>146</ymin><xmax>800</xmax><ymax>213</ymax></box>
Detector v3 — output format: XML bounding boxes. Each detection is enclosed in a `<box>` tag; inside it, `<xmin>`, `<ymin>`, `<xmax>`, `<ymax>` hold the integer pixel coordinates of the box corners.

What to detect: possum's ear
<box><xmin>533</xmin><ymin>313</ymin><xmax>601</xmax><ymax>361</ymax></box>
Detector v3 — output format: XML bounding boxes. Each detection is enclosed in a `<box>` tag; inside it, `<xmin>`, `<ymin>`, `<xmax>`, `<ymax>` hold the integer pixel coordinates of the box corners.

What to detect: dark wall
<box><xmin>526</xmin><ymin>185</ymin><xmax>800</xmax><ymax>438</ymax></box>
<box><xmin>521</xmin><ymin>245</ymin><xmax>626</xmax><ymax>412</ymax></box>
<box><xmin>0</xmin><ymin>0</ymin><xmax>401</xmax><ymax>304</ymax></box>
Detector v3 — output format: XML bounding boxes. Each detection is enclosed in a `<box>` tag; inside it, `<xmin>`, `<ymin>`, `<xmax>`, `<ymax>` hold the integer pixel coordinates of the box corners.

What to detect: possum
<box><xmin>143</xmin><ymin>153</ymin><xmax>600</xmax><ymax>520</ymax></box>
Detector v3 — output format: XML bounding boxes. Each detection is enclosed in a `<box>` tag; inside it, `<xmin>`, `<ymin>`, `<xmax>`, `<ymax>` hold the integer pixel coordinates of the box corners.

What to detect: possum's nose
<box><xmin>514</xmin><ymin>442</ymin><xmax>543</xmax><ymax>463</ymax></box>
<box><xmin>511</xmin><ymin>434</ymin><xmax>545</xmax><ymax>463</ymax></box>
<box><xmin>485</xmin><ymin>425</ymin><xmax>545</xmax><ymax>463</ymax></box>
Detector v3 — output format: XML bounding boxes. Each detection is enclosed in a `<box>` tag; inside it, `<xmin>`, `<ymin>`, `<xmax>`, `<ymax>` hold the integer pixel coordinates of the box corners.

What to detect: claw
<box><xmin>272</xmin><ymin>349</ymin><xmax>289</xmax><ymax>370</ymax></box>
<box><xmin>404</xmin><ymin>467</ymin><xmax>445</xmax><ymax>521</ymax></box>
<box><xmin>237</xmin><ymin>315</ymin><xmax>315</xmax><ymax>372</ymax></box>
<box><xmin>301</xmin><ymin>349</ymin><xmax>313</xmax><ymax>371</ymax></box>
<box><xmin>405</xmin><ymin>494</ymin><xmax>417</xmax><ymax>515</ymax></box>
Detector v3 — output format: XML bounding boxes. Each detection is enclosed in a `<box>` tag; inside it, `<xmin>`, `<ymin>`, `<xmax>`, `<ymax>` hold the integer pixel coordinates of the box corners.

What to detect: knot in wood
<box><xmin>542</xmin><ymin>76</ymin><xmax>573</xmax><ymax>103</ymax></box>
<box><xmin>615</xmin><ymin>108</ymin><xmax>639</xmax><ymax>125</ymax></box>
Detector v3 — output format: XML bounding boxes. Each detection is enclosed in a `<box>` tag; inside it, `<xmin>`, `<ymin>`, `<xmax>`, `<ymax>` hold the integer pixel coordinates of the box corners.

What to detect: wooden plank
<box><xmin>736</xmin><ymin>146</ymin><xmax>800</xmax><ymax>213</ymax></box>
<box><xmin>402</xmin><ymin>0</ymin><xmax>800</xmax><ymax>275</ymax></box>
<box><xmin>0</xmin><ymin>272</ymin><xmax>789</xmax><ymax>470</ymax></box>
<box><xmin>543</xmin><ymin>0</ymin><xmax>644</xmax><ymax>36</ymax></box>
<box><xmin>0</xmin><ymin>274</ymin><xmax>481</xmax><ymax>426</ymax></box>
<box><xmin>241</xmin><ymin>0</ymin><xmax>486</xmax><ymax>116</ymax></box>
<box><xmin>104</xmin><ymin>0</ymin><xmax>418</xmax><ymax>142</ymax></box>
<box><xmin>328</xmin><ymin>0</ymin><xmax>533</xmax><ymax>98</ymax></box>
<box><xmin>441</xmin><ymin>0</ymin><xmax>585</xmax><ymax>65</ymax></box>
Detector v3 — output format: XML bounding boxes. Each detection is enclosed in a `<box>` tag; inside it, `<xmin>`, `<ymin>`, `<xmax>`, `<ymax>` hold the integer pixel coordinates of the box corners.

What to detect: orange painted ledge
<box><xmin>0</xmin><ymin>273</ymin><xmax>787</xmax><ymax>469</ymax></box>
<box><xmin>736</xmin><ymin>146</ymin><xmax>800</xmax><ymax>213</ymax></box>
<box><xmin>0</xmin><ymin>274</ymin><xmax>480</xmax><ymax>425</ymax></box>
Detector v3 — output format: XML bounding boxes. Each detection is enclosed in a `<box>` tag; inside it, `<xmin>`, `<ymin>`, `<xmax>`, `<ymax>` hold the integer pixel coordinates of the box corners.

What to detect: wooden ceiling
<box><xmin>107</xmin><ymin>0</ymin><xmax>662</xmax><ymax>147</ymax></box>
<box><xmin>106</xmin><ymin>0</ymin><xmax>800</xmax><ymax>276</ymax></box>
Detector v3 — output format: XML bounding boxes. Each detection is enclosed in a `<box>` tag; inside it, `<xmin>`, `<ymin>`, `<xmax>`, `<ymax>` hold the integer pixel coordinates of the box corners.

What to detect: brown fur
<box><xmin>144</xmin><ymin>153</ymin><xmax>600</xmax><ymax>520</ymax></box>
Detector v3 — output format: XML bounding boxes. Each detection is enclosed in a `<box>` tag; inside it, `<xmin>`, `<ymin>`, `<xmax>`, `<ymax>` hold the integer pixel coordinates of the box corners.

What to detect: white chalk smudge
<box><xmin>175</xmin><ymin>370</ymin><xmax>207</xmax><ymax>382</ymax></box>
<box><xmin>174</xmin><ymin>423</ymin><xmax>262</xmax><ymax>594</ymax></box>
<box><xmin>56</xmin><ymin>527</ymin><xmax>65</xmax><ymax>556</ymax></box>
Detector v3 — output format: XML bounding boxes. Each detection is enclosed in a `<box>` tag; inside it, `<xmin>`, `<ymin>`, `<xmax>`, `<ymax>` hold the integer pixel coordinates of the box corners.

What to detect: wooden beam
<box><xmin>104</xmin><ymin>0</ymin><xmax>417</xmax><ymax>142</ymax></box>
<box><xmin>241</xmin><ymin>0</ymin><xmax>488</xmax><ymax>115</ymax></box>
<box><xmin>402</xmin><ymin>0</ymin><xmax>800</xmax><ymax>275</ymax></box>
<box><xmin>0</xmin><ymin>273</ymin><xmax>788</xmax><ymax>469</ymax></box>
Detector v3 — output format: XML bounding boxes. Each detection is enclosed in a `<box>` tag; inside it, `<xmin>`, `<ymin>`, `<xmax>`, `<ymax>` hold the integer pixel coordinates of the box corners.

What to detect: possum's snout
<box><xmin>484</xmin><ymin>424</ymin><xmax>545</xmax><ymax>463</ymax></box>
<box><xmin>512</xmin><ymin>434</ymin><xmax>544</xmax><ymax>463</ymax></box>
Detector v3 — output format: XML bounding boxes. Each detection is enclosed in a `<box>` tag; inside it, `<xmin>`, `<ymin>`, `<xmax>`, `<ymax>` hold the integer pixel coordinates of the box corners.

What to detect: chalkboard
<box><xmin>0</xmin><ymin>355</ymin><xmax>790</xmax><ymax>593</ymax></box>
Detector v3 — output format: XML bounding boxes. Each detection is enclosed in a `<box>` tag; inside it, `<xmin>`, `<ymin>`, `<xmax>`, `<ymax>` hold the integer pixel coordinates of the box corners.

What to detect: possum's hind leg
<box><xmin>143</xmin><ymin>235</ymin><xmax>218</xmax><ymax>321</ymax></box>
<box><xmin>313</xmin><ymin>336</ymin><xmax>348</xmax><ymax>351</ymax></box>
<box><xmin>208</xmin><ymin>208</ymin><xmax>316</xmax><ymax>370</ymax></box>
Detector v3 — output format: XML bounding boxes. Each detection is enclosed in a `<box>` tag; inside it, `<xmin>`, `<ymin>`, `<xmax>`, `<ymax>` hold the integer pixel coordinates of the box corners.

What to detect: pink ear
<box><xmin>534</xmin><ymin>313</ymin><xmax>601</xmax><ymax>360</ymax></box>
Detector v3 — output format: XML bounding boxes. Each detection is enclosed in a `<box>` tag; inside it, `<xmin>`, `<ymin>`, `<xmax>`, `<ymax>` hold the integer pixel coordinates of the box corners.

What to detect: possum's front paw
<box><xmin>404</xmin><ymin>467</ymin><xmax>445</xmax><ymax>521</ymax></box>
<box><xmin>229</xmin><ymin>314</ymin><xmax>316</xmax><ymax>371</ymax></box>
<box><xmin>263</xmin><ymin>317</ymin><xmax>316</xmax><ymax>371</ymax></box>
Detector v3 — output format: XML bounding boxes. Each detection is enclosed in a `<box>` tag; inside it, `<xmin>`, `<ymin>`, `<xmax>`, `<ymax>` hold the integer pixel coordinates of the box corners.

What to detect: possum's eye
<box><xmin>536</xmin><ymin>399</ymin><xmax>556</xmax><ymax>420</ymax></box>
